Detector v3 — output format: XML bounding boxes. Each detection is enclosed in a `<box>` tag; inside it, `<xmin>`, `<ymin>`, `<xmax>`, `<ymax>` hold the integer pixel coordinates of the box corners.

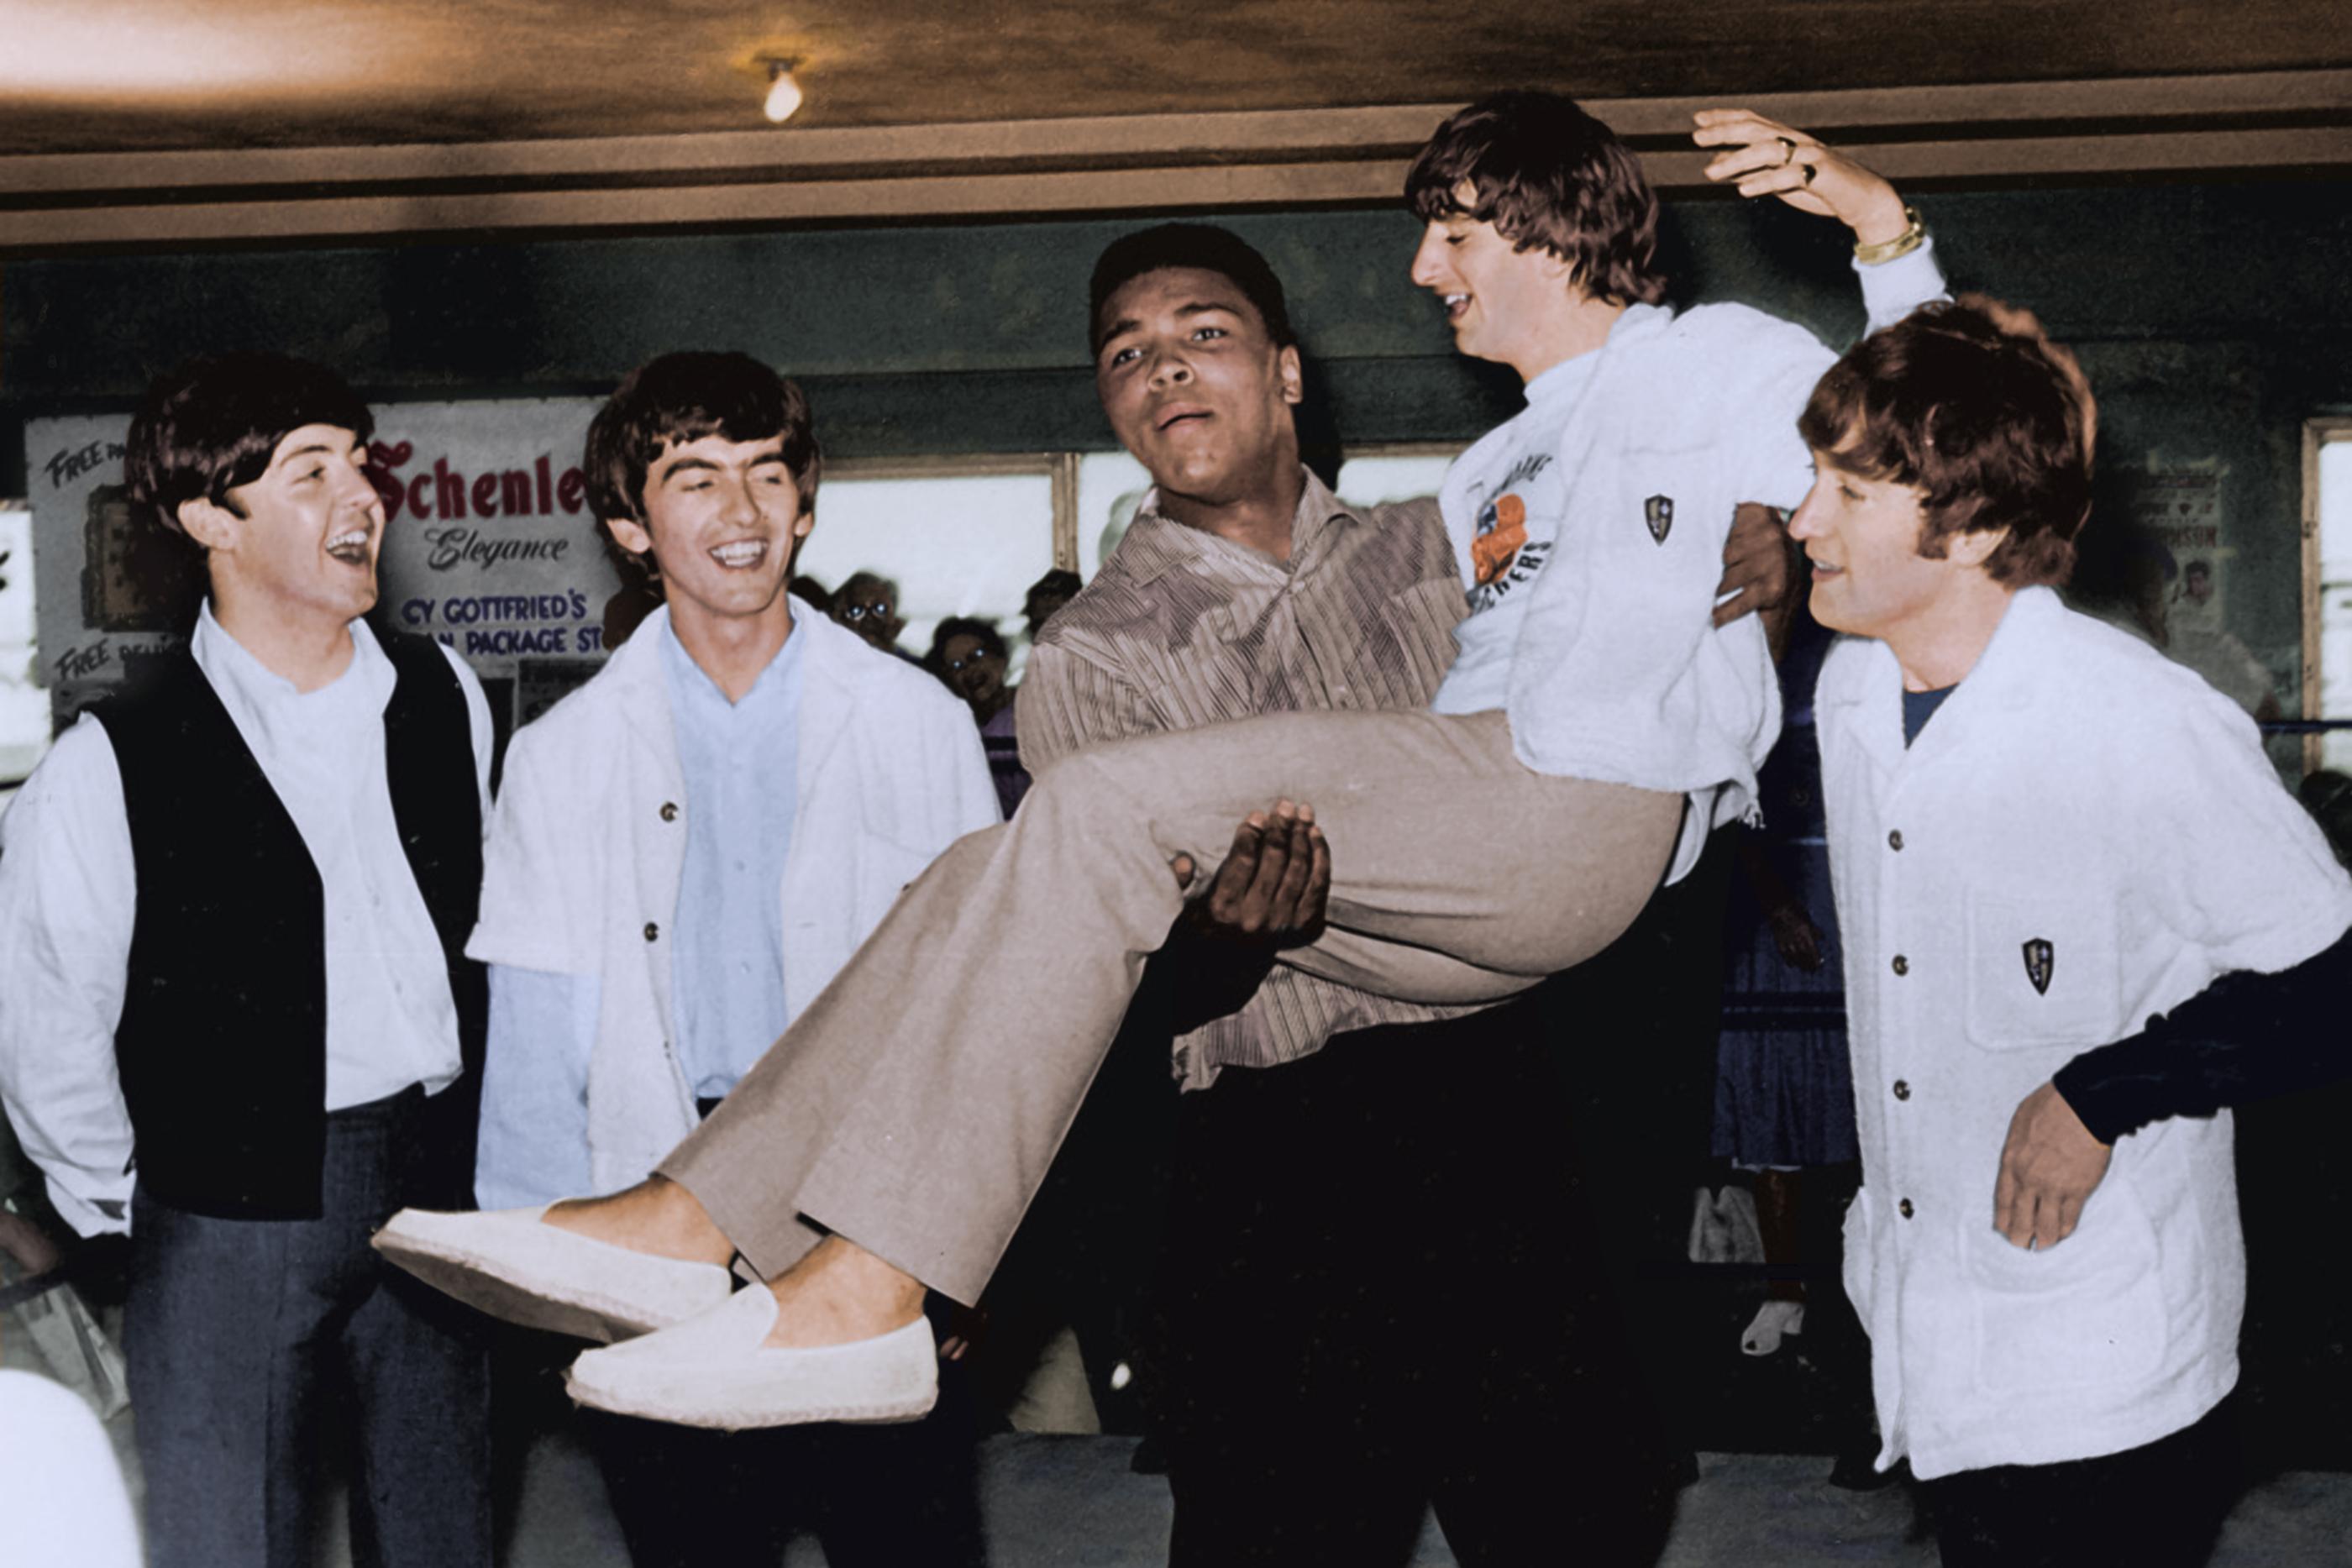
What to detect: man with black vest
<box><xmin>0</xmin><ymin>354</ymin><xmax>496</xmax><ymax>1568</ymax></box>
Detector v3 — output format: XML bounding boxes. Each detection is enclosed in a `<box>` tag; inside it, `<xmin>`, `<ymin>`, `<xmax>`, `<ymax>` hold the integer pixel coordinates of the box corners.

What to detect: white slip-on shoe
<box><xmin>1740</xmin><ymin>1299</ymin><xmax>1808</xmax><ymax>1357</ymax></box>
<box><xmin>372</xmin><ymin>1205</ymin><xmax>734</xmax><ymax>1343</ymax></box>
<box><xmin>564</xmin><ymin>1287</ymin><xmax>939</xmax><ymax>1429</ymax></box>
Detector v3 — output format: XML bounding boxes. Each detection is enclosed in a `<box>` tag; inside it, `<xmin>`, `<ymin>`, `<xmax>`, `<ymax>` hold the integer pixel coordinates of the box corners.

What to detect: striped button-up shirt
<box><xmin>1017</xmin><ymin>469</ymin><xmax>1475</xmax><ymax>1086</ymax></box>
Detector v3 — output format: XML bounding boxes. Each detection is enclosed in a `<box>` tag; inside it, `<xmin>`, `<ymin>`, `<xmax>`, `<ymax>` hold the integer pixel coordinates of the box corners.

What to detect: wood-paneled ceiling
<box><xmin>4</xmin><ymin>1</ymin><xmax>2349</xmax><ymax>248</ymax></box>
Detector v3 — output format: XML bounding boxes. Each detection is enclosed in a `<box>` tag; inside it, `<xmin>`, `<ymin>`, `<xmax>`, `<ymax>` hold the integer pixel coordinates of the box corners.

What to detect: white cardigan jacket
<box><xmin>467</xmin><ymin>602</ymin><xmax>998</xmax><ymax>1192</ymax></box>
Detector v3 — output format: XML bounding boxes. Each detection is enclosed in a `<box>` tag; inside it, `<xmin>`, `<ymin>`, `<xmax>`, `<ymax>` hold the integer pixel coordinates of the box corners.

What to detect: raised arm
<box><xmin>1693</xmin><ymin>111</ymin><xmax>1953</xmax><ymax>644</ymax></box>
<box><xmin>1693</xmin><ymin>108</ymin><xmax>1911</xmax><ymax>246</ymax></box>
<box><xmin>1693</xmin><ymin>109</ymin><xmax>1950</xmax><ymax>333</ymax></box>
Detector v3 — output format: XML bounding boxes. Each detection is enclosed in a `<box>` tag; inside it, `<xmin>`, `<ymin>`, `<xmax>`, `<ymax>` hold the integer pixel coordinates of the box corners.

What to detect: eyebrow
<box><xmin>1099</xmin><ymin>299</ymin><xmax>1244</xmax><ymax>349</ymax></box>
<box><xmin>272</xmin><ymin>439</ymin><xmax>346</xmax><ymax>468</ymax></box>
<box><xmin>656</xmin><ymin>448</ymin><xmax>789</xmax><ymax>481</ymax></box>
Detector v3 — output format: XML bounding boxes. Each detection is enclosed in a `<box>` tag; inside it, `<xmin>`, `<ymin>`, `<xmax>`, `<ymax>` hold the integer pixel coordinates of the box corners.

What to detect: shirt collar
<box><xmin>1825</xmin><ymin>586</ymin><xmax>2055</xmax><ymax>776</ymax></box>
<box><xmin>658</xmin><ymin>608</ymin><xmax>806</xmax><ymax>724</ymax></box>
<box><xmin>191</xmin><ymin>599</ymin><xmax>391</xmax><ymax>723</ymax></box>
<box><xmin>1113</xmin><ymin>466</ymin><xmax>1362</xmax><ymax>586</ymax></box>
<box><xmin>1522</xmin><ymin>332</ymin><xmax>1613</xmax><ymax>406</ymax></box>
<box><xmin>1907</xmin><ymin>586</ymin><xmax>2053</xmax><ymax>737</ymax></box>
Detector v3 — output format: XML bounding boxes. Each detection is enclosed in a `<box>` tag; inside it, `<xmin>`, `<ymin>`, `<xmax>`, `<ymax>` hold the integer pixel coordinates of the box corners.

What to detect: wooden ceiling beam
<box><xmin>3</xmin><ymin>70</ymin><xmax>2346</xmax><ymax>249</ymax></box>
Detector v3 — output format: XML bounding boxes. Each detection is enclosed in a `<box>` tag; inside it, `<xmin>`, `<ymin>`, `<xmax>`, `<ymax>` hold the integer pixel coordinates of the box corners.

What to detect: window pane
<box><xmin>1333</xmin><ymin>451</ymin><xmax>1460</xmax><ymax>507</ymax></box>
<box><xmin>1074</xmin><ymin>452</ymin><xmax>1151</xmax><ymax>584</ymax></box>
<box><xmin>797</xmin><ymin>473</ymin><xmax>1055</xmax><ymax>662</ymax></box>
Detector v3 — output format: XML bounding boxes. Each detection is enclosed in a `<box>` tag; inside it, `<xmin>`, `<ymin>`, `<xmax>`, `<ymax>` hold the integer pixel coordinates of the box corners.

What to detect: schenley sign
<box><xmin>369</xmin><ymin>439</ymin><xmax>591</xmax><ymax>525</ymax></box>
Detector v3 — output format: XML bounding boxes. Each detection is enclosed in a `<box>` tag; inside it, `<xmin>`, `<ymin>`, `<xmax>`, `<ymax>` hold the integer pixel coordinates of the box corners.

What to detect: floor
<box><xmin>8</xmin><ymin>1284</ymin><xmax>2352</xmax><ymax>1565</ymax></box>
<box><xmin>494</xmin><ymin>1424</ymin><xmax>2352</xmax><ymax>1568</ymax></box>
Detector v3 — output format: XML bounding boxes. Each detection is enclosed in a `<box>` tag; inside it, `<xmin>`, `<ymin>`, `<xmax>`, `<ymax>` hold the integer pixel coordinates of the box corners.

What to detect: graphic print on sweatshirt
<box><xmin>1463</xmin><ymin>448</ymin><xmax>1560</xmax><ymax>617</ymax></box>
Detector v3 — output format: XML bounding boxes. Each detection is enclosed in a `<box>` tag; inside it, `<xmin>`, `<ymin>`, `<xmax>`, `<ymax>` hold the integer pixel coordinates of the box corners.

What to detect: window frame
<box><xmin>824</xmin><ymin>452</ymin><xmax>1082</xmax><ymax>574</ymax></box>
<box><xmin>2302</xmin><ymin>417</ymin><xmax>2352</xmax><ymax>775</ymax></box>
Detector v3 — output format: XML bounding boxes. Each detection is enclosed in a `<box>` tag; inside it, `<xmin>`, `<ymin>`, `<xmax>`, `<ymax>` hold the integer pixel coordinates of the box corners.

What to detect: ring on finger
<box><xmin>1776</xmin><ymin>135</ymin><xmax>1797</xmax><ymax>167</ymax></box>
<box><xmin>1799</xmin><ymin>158</ymin><xmax>1817</xmax><ymax>186</ymax></box>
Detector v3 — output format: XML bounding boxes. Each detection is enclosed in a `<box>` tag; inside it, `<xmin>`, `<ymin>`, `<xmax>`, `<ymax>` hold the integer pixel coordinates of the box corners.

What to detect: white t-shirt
<box><xmin>1431</xmin><ymin>351</ymin><xmax>1599</xmax><ymax>716</ymax></box>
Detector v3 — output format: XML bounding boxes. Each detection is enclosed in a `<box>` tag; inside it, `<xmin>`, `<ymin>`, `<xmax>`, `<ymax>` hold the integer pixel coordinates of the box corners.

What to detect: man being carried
<box><xmin>1791</xmin><ymin>299</ymin><xmax>2352</xmax><ymax>1565</ymax></box>
<box><xmin>376</xmin><ymin>93</ymin><xmax>1944</xmax><ymax>1434</ymax></box>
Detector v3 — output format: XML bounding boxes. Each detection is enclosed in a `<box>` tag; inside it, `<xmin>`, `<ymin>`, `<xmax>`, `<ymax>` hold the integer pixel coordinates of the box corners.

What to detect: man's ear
<box><xmin>1527</xmin><ymin>240</ymin><xmax>1578</xmax><ymax>293</ymax></box>
<box><xmin>1278</xmin><ymin>344</ymin><xmax>1304</xmax><ymax>407</ymax></box>
<box><xmin>1951</xmin><ymin>526</ymin><xmax>2009</xmax><ymax>570</ymax></box>
<box><xmin>792</xmin><ymin>504</ymin><xmax>816</xmax><ymax>542</ymax></box>
<box><xmin>176</xmin><ymin>496</ymin><xmax>236</xmax><ymax>553</ymax></box>
<box><xmin>606</xmin><ymin>512</ymin><xmax>655</xmax><ymax>561</ymax></box>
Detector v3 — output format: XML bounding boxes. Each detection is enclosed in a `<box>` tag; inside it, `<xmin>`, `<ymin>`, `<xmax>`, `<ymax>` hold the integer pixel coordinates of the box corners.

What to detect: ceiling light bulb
<box><xmin>764</xmin><ymin>64</ymin><xmax>804</xmax><ymax>123</ymax></box>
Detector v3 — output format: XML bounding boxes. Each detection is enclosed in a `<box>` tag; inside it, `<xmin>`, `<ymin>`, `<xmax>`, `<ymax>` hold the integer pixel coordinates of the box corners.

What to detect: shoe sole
<box><xmin>564</xmin><ymin>1328</ymin><xmax>941</xmax><ymax>1431</ymax></box>
<box><xmin>563</xmin><ymin>1367</ymin><xmax>939</xmax><ymax>1430</ymax></box>
<box><xmin>375</xmin><ymin>1221</ymin><xmax>699</xmax><ymax>1343</ymax></box>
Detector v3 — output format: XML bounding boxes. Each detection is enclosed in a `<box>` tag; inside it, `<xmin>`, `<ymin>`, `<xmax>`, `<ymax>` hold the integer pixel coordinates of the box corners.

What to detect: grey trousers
<box><xmin>126</xmin><ymin>1089</ymin><xmax>491</xmax><ymax>1568</ymax></box>
<box><xmin>663</xmin><ymin>707</ymin><xmax>1679</xmax><ymax>1303</ymax></box>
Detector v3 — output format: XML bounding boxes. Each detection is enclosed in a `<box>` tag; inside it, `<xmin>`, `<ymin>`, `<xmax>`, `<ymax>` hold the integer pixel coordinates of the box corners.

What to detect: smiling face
<box><xmin>188</xmin><ymin>422</ymin><xmax>384</xmax><ymax>630</ymax></box>
<box><xmin>609</xmin><ymin>433</ymin><xmax>809</xmax><ymax>639</ymax></box>
<box><xmin>1409</xmin><ymin>183</ymin><xmax>1582</xmax><ymax>380</ymax></box>
<box><xmin>1095</xmin><ymin>265</ymin><xmax>1303</xmax><ymax>516</ymax></box>
<box><xmin>1788</xmin><ymin>448</ymin><xmax>2007</xmax><ymax>669</ymax></box>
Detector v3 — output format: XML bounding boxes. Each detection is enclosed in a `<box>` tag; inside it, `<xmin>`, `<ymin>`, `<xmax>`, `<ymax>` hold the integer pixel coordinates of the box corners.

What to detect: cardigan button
<box><xmin>1898</xmin><ymin>1198</ymin><xmax>1914</xmax><ymax>1219</ymax></box>
<box><xmin>643</xmin><ymin>922</ymin><xmax>660</xmax><ymax>942</ymax></box>
<box><xmin>1891</xmin><ymin>954</ymin><xmax>1909</xmax><ymax>977</ymax></box>
<box><xmin>660</xmin><ymin>802</ymin><xmax>680</xmax><ymax>822</ymax></box>
<box><xmin>1887</xmin><ymin>829</ymin><xmax>1904</xmax><ymax>851</ymax></box>
<box><xmin>1893</xmin><ymin>1079</ymin><xmax>1911</xmax><ymax>1101</ymax></box>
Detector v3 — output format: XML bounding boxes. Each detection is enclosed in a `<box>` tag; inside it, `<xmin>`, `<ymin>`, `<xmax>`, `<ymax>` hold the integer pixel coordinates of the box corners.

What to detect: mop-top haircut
<box><xmin>1405</xmin><ymin>90</ymin><xmax>1669</xmax><ymax>309</ymax></box>
<box><xmin>1800</xmin><ymin>296</ymin><xmax>2097</xmax><ymax>590</ymax></box>
<box><xmin>125</xmin><ymin>353</ymin><xmax>376</xmax><ymax>538</ymax></box>
<box><xmin>585</xmin><ymin>351</ymin><xmax>823</xmax><ymax>541</ymax></box>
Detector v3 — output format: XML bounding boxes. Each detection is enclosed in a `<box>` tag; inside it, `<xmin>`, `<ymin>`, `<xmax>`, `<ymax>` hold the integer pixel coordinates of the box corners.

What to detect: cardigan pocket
<box><xmin>1963</xmin><ymin>892</ymin><xmax>2122</xmax><ymax>1051</ymax></box>
<box><xmin>1964</xmin><ymin>1179</ymin><xmax>2166</xmax><ymax>1394</ymax></box>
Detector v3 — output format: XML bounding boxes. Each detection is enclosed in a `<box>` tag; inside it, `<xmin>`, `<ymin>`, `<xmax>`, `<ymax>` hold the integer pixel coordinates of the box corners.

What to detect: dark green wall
<box><xmin>8</xmin><ymin>181</ymin><xmax>2352</xmax><ymax>692</ymax></box>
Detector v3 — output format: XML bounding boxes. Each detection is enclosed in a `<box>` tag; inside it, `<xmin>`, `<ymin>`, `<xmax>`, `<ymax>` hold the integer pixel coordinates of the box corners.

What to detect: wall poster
<box><xmin>27</xmin><ymin>399</ymin><xmax>624</xmax><ymax>737</ymax></box>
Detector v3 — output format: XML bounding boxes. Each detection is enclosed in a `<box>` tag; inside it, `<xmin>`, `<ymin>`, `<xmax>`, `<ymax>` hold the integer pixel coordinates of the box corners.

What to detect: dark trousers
<box><xmin>124</xmin><ymin>1088</ymin><xmax>491</xmax><ymax>1568</ymax></box>
<box><xmin>585</xmin><ymin>1099</ymin><xmax>988</xmax><ymax>1568</ymax></box>
<box><xmin>1539</xmin><ymin>833</ymin><xmax>1733</xmax><ymax>1458</ymax></box>
<box><xmin>586</xmin><ymin>1340</ymin><xmax>985</xmax><ymax>1568</ymax></box>
<box><xmin>1919</xmin><ymin>1395</ymin><xmax>2242</xmax><ymax>1568</ymax></box>
<box><xmin>1156</xmin><ymin>991</ymin><xmax>1686</xmax><ymax>1568</ymax></box>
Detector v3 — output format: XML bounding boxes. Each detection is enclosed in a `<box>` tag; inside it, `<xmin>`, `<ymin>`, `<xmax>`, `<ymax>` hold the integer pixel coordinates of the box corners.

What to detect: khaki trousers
<box><xmin>660</xmin><ymin>708</ymin><xmax>1680</xmax><ymax>1304</ymax></box>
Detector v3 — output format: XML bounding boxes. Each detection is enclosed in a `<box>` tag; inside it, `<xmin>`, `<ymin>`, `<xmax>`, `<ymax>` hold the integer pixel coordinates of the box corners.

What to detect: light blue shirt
<box><xmin>475</xmin><ymin>967</ymin><xmax>601</xmax><ymax>1205</ymax></box>
<box><xmin>474</xmin><ymin>621</ymin><xmax>805</xmax><ymax>1208</ymax></box>
<box><xmin>659</xmin><ymin>620</ymin><xmax>804</xmax><ymax>1100</ymax></box>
